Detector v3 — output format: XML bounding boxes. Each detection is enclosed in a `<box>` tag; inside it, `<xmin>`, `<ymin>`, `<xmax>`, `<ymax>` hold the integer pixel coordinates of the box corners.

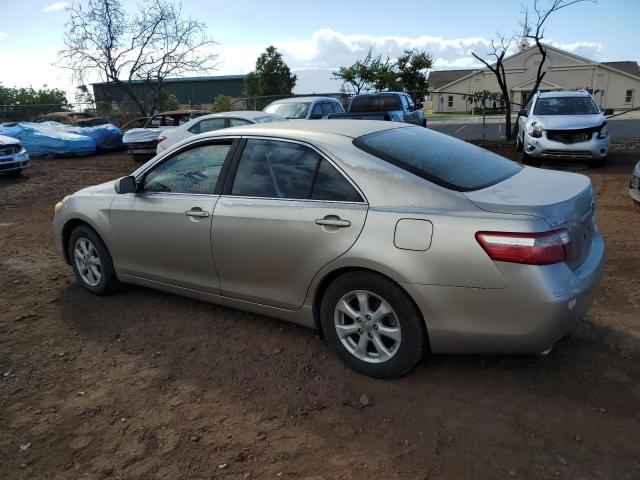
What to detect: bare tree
<box><xmin>59</xmin><ymin>0</ymin><xmax>218</xmax><ymax>116</ymax></box>
<box><xmin>472</xmin><ymin>35</ymin><xmax>516</xmax><ymax>139</ymax></box>
<box><xmin>526</xmin><ymin>0</ymin><xmax>594</xmax><ymax>99</ymax></box>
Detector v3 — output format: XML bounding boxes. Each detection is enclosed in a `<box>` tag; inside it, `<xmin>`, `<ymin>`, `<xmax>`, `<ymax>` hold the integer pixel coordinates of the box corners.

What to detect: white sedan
<box><xmin>156</xmin><ymin>111</ymin><xmax>285</xmax><ymax>154</ymax></box>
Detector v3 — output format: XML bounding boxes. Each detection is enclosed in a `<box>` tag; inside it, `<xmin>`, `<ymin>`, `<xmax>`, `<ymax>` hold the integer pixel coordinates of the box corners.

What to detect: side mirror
<box><xmin>415</xmin><ymin>102</ymin><xmax>424</xmax><ymax>109</ymax></box>
<box><xmin>518</xmin><ymin>108</ymin><xmax>528</xmax><ymax>117</ymax></box>
<box><xmin>604</xmin><ymin>108</ymin><xmax>614</xmax><ymax>116</ymax></box>
<box><xmin>309</xmin><ymin>112</ymin><xmax>323</xmax><ymax>120</ymax></box>
<box><xmin>115</xmin><ymin>175</ymin><xmax>138</xmax><ymax>194</ymax></box>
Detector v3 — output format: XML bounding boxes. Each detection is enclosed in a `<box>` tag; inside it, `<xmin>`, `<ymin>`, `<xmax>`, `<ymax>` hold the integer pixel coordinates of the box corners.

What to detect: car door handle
<box><xmin>315</xmin><ymin>217</ymin><xmax>351</xmax><ymax>228</ymax></box>
<box><xmin>185</xmin><ymin>208</ymin><xmax>209</xmax><ymax>218</ymax></box>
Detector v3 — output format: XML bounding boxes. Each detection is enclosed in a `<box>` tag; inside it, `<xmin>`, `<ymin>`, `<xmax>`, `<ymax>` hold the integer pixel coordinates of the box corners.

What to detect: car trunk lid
<box><xmin>464</xmin><ymin>167</ymin><xmax>596</xmax><ymax>269</ymax></box>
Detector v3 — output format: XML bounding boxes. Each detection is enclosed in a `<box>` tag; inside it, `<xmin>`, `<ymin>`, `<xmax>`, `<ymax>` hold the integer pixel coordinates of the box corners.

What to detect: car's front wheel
<box><xmin>320</xmin><ymin>271</ymin><xmax>426</xmax><ymax>379</ymax></box>
<box><xmin>68</xmin><ymin>225</ymin><xmax>119</xmax><ymax>295</ymax></box>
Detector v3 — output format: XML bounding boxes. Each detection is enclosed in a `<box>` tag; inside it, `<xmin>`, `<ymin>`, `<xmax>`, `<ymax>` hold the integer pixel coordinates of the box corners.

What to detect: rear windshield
<box><xmin>350</xmin><ymin>95</ymin><xmax>401</xmax><ymax>112</ymax></box>
<box><xmin>264</xmin><ymin>102</ymin><xmax>310</xmax><ymax>119</ymax></box>
<box><xmin>353</xmin><ymin>126</ymin><xmax>521</xmax><ymax>192</ymax></box>
<box><xmin>534</xmin><ymin>96</ymin><xmax>599</xmax><ymax>115</ymax></box>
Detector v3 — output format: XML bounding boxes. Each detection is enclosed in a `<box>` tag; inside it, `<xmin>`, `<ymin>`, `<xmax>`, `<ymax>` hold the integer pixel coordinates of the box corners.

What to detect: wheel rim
<box><xmin>73</xmin><ymin>238</ymin><xmax>102</xmax><ymax>287</ymax></box>
<box><xmin>333</xmin><ymin>290</ymin><xmax>401</xmax><ymax>364</ymax></box>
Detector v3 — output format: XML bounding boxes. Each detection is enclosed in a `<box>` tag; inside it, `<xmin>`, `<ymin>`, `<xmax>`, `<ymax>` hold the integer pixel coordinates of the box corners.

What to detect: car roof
<box><xmin>200</xmin><ymin>111</ymin><xmax>279</xmax><ymax>121</ymax></box>
<box><xmin>268</xmin><ymin>96</ymin><xmax>340</xmax><ymax>104</ymax></box>
<box><xmin>155</xmin><ymin>110</ymin><xmax>211</xmax><ymax>116</ymax></box>
<box><xmin>202</xmin><ymin>119</ymin><xmax>408</xmax><ymax>140</ymax></box>
<box><xmin>538</xmin><ymin>90</ymin><xmax>592</xmax><ymax>98</ymax></box>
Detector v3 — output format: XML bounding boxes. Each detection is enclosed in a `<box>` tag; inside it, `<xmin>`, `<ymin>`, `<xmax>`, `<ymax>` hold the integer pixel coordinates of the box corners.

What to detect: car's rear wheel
<box><xmin>68</xmin><ymin>225</ymin><xmax>118</xmax><ymax>295</ymax></box>
<box><xmin>320</xmin><ymin>271</ymin><xmax>426</xmax><ymax>379</ymax></box>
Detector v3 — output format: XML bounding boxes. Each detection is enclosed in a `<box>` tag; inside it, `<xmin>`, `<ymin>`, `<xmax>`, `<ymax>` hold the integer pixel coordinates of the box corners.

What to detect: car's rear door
<box><xmin>110</xmin><ymin>139</ymin><xmax>237</xmax><ymax>293</ymax></box>
<box><xmin>211</xmin><ymin>137</ymin><xmax>368</xmax><ymax>309</ymax></box>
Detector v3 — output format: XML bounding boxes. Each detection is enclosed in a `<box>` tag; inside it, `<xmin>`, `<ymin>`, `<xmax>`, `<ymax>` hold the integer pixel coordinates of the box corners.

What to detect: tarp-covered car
<box><xmin>35</xmin><ymin>111</ymin><xmax>110</xmax><ymax>127</ymax></box>
<box><xmin>0</xmin><ymin>122</ymin><xmax>123</xmax><ymax>157</ymax></box>
<box><xmin>0</xmin><ymin>134</ymin><xmax>30</xmax><ymax>176</ymax></box>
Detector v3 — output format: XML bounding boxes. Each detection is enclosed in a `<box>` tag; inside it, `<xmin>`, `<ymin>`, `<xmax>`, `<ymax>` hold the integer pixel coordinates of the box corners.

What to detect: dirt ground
<box><xmin>1</xmin><ymin>143</ymin><xmax>639</xmax><ymax>480</ymax></box>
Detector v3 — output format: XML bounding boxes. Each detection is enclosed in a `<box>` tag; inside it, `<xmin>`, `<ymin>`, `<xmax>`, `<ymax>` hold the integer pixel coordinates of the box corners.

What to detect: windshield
<box><xmin>534</xmin><ymin>96</ymin><xmax>599</xmax><ymax>115</ymax></box>
<box><xmin>264</xmin><ymin>102</ymin><xmax>311</xmax><ymax>119</ymax></box>
<box><xmin>255</xmin><ymin>114</ymin><xmax>285</xmax><ymax>123</ymax></box>
<box><xmin>354</xmin><ymin>126</ymin><xmax>521</xmax><ymax>192</ymax></box>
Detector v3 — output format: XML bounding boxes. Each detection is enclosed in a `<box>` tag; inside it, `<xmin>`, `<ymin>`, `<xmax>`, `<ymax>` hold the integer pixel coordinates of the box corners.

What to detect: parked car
<box><xmin>52</xmin><ymin>120</ymin><xmax>604</xmax><ymax>378</ymax></box>
<box><xmin>120</xmin><ymin>117</ymin><xmax>151</xmax><ymax>131</ymax></box>
<box><xmin>156</xmin><ymin>111</ymin><xmax>285</xmax><ymax>154</ymax></box>
<box><xmin>263</xmin><ymin>96</ymin><xmax>344</xmax><ymax>119</ymax></box>
<box><xmin>516</xmin><ymin>90</ymin><xmax>612</xmax><ymax>167</ymax></box>
<box><xmin>35</xmin><ymin>111</ymin><xmax>110</xmax><ymax>127</ymax></box>
<box><xmin>122</xmin><ymin>110</ymin><xmax>210</xmax><ymax>161</ymax></box>
<box><xmin>0</xmin><ymin>135</ymin><xmax>29</xmax><ymax>176</ymax></box>
<box><xmin>329</xmin><ymin>92</ymin><xmax>427</xmax><ymax>127</ymax></box>
<box><xmin>630</xmin><ymin>161</ymin><xmax>640</xmax><ymax>211</ymax></box>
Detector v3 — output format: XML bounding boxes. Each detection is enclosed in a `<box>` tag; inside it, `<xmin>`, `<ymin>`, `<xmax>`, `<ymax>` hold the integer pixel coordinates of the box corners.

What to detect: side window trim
<box><xmin>221</xmin><ymin>136</ymin><xmax>367</xmax><ymax>204</ymax></box>
<box><xmin>135</xmin><ymin>137</ymin><xmax>240</xmax><ymax>196</ymax></box>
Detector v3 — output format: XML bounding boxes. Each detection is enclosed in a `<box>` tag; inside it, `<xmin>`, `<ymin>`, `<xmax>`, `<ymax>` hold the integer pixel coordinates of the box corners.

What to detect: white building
<box><xmin>428</xmin><ymin>43</ymin><xmax>640</xmax><ymax>113</ymax></box>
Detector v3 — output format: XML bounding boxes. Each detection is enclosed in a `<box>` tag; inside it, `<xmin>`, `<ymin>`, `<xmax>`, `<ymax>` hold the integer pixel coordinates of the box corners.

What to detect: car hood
<box><xmin>0</xmin><ymin>134</ymin><xmax>20</xmax><ymax>146</ymax></box>
<box><xmin>533</xmin><ymin>114</ymin><xmax>605</xmax><ymax>130</ymax></box>
<box><xmin>75</xmin><ymin>180</ymin><xmax>118</xmax><ymax>196</ymax></box>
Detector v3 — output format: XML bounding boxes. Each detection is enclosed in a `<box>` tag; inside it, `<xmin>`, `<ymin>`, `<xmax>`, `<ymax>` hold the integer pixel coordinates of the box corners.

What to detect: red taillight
<box><xmin>157</xmin><ymin>135</ymin><xmax>167</xmax><ymax>143</ymax></box>
<box><xmin>475</xmin><ymin>228</ymin><xmax>573</xmax><ymax>265</ymax></box>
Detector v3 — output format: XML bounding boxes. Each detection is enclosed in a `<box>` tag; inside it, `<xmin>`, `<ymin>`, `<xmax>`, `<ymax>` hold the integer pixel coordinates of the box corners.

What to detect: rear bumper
<box><xmin>523</xmin><ymin>132</ymin><xmax>609</xmax><ymax>160</ymax></box>
<box><xmin>403</xmin><ymin>230</ymin><xmax>605</xmax><ymax>354</ymax></box>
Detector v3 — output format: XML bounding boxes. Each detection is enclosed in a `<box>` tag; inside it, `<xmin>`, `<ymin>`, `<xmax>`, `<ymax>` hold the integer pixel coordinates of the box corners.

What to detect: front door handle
<box><xmin>185</xmin><ymin>208</ymin><xmax>209</xmax><ymax>218</ymax></box>
<box><xmin>315</xmin><ymin>217</ymin><xmax>351</xmax><ymax>228</ymax></box>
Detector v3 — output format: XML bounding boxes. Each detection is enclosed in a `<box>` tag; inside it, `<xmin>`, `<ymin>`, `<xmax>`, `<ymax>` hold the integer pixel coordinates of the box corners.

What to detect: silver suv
<box><xmin>516</xmin><ymin>90</ymin><xmax>611</xmax><ymax>167</ymax></box>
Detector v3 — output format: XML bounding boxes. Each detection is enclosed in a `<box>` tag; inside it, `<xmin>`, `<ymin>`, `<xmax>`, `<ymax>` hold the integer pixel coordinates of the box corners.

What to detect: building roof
<box><xmin>427</xmin><ymin>69</ymin><xmax>476</xmax><ymax>90</ymax></box>
<box><xmin>601</xmin><ymin>61</ymin><xmax>640</xmax><ymax>77</ymax></box>
<box><xmin>91</xmin><ymin>75</ymin><xmax>245</xmax><ymax>86</ymax></box>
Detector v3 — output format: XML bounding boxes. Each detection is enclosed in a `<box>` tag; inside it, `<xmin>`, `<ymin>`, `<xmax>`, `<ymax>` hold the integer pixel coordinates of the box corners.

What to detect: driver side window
<box><xmin>143</xmin><ymin>143</ymin><xmax>232</xmax><ymax>194</ymax></box>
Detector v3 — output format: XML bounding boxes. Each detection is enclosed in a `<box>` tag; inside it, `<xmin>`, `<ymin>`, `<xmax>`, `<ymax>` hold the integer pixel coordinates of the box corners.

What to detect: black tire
<box><xmin>131</xmin><ymin>154</ymin><xmax>149</xmax><ymax>163</ymax></box>
<box><xmin>515</xmin><ymin>136</ymin><xmax>523</xmax><ymax>153</ymax></box>
<box><xmin>68</xmin><ymin>225</ymin><xmax>119</xmax><ymax>295</ymax></box>
<box><xmin>589</xmin><ymin>156</ymin><xmax>607</xmax><ymax>168</ymax></box>
<box><xmin>320</xmin><ymin>271</ymin><xmax>426</xmax><ymax>379</ymax></box>
<box><xmin>422</xmin><ymin>119</ymin><xmax>427</xmax><ymax>128</ymax></box>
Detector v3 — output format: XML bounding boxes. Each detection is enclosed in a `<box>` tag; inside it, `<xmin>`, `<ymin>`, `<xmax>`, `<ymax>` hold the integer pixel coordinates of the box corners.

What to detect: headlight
<box><xmin>530</xmin><ymin>122</ymin><xmax>544</xmax><ymax>138</ymax></box>
<box><xmin>597</xmin><ymin>124</ymin><xmax>609</xmax><ymax>139</ymax></box>
<box><xmin>54</xmin><ymin>201</ymin><xmax>65</xmax><ymax>215</ymax></box>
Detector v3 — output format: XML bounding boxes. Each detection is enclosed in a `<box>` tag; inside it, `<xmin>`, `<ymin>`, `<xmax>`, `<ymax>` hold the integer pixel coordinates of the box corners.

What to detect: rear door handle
<box><xmin>185</xmin><ymin>208</ymin><xmax>210</xmax><ymax>218</ymax></box>
<box><xmin>315</xmin><ymin>217</ymin><xmax>351</xmax><ymax>228</ymax></box>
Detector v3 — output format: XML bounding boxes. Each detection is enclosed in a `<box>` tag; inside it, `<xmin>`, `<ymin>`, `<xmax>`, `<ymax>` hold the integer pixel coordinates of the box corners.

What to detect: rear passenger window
<box><xmin>312</xmin><ymin>160</ymin><xmax>362</xmax><ymax>202</ymax></box>
<box><xmin>188</xmin><ymin>118</ymin><xmax>226</xmax><ymax>134</ymax></box>
<box><xmin>321</xmin><ymin>103</ymin><xmax>333</xmax><ymax>117</ymax></box>
<box><xmin>232</xmin><ymin>140</ymin><xmax>319</xmax><ymax>199</ymax></box>
<box><xmin>229</xmin><ymin>118</ymin><xmax>252</xmax><ymax>127</ymax></box>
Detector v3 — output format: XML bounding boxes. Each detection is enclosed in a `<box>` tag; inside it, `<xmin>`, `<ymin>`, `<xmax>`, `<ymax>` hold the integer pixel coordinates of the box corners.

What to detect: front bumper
<box><xmin>403</xmin><ymin>230</ymin><xmax>605</xmax><ymax>354</ymax></box>
<box><xmin>0</xmin><ymin>153</ymin><xmax>30</xmax><ymax>173</ymax></box>
<box><xmin>523</xmin><ymin>131</ymin><xmax>609</xmax><ymax>160</ymax></box>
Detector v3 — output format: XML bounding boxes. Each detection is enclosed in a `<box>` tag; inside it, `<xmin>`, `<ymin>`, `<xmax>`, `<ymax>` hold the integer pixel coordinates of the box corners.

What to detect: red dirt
<box><xmin>1</xmin><ymin>145</ymin><xmax>639</xmax><ymax>479</ymax></box>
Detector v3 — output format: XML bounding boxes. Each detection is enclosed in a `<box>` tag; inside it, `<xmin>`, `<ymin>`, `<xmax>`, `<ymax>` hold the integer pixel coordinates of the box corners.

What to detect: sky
<box><xmin>0</xmin><ymin>0</ymin><xmax>639</xmax><ymax>100</ymax></box>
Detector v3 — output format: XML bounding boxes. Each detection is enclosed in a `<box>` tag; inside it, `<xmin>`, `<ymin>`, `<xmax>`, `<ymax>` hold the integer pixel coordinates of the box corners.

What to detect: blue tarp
<box><xmin>0</xmin><ymin>121</ymin><xmax>123</xmax><ymax>156</ymax></box>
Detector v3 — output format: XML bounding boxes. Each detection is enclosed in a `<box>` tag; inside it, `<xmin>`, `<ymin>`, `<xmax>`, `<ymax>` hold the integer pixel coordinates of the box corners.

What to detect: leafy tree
<box><xmin>333</xmin><ymin>48</ymin><xmax>431</xmax><ymax>99</ymax></box>
<box><xmin>74</xmin><ymin>85</ymin><xmax>95</xmax><ymax>111</ymax></box>
<box><xmin>211</xmin><ymin>94</ymin><xmax>232</xmax><ymax>112</ymax></box>
<box><xmin>245</xmin><ymin>46</ymin><xmax>297</xmax><ymax>108</ymax></box>
<box><xmin>395</xmin><ymin>49</ymin><xmax>432</xmax><ymax>99</ymax></box>
<box><xmin>0</xmin><ymin>85</ymin><xmax>69</xmax><ymax>106</ymax></box>
<box><xmin>59</xmin><ymin>0</ymin><xmax>218</xmax><ymax>116</ymax></box>
<box><xmin>462</xmin><ymin>90</ymin><xmax>504</xmax><ymax>113</ymax></box>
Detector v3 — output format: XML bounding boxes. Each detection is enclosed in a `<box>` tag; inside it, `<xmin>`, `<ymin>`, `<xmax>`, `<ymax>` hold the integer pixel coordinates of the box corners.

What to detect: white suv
<box><xmin>516</xmin><ymin>90</ymin><xmax>611</xmax><ymax>167</ymax></box>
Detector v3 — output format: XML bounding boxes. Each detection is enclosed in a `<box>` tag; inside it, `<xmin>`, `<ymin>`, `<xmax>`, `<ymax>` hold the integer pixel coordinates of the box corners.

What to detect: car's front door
<box><xmin>212</xmin><ymin>138</ymin><xmax>368</xmax><ymax>309</ymax></box>
<box><xmin>110</xmin><ymin>140</ymin><xmax>236</xmax><ymax>292</ymax></box>
<box><xmin>405</xmin><ymin>96</ymin><xmax>421</xmax><ymax>125</ymax></box>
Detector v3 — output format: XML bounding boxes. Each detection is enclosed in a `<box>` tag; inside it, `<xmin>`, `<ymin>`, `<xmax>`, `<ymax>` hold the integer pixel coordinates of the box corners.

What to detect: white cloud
<box><xmin>42</xmin><ymin>2</ymin><xmax>69</xmax><ymax>13</ymax></box>
<box><xmin>0</xmin><ymin>33</ymin><xmax>7</xmax><ymax>41</ymax></box>
<box><xmin>547</xmin><ymin>40</ymin><xmax>604</xmax><ymax>60</ymax></box>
